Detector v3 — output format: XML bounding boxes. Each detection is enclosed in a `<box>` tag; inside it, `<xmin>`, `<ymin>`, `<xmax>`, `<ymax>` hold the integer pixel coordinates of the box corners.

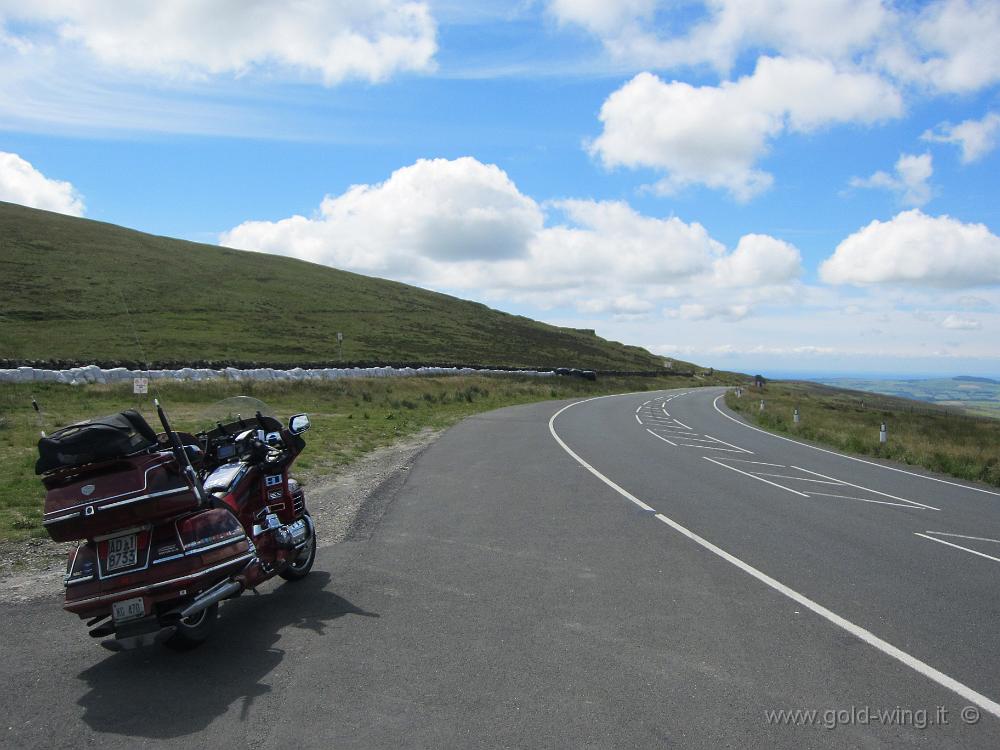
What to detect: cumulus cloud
<box><xmin>0</xmin><ymin>151</ymin><xmax>84</xmax><ymax>215</ymax></box>
<box><xmin>922</xmin><ymin>112</ymin><xmax>1000</xmax><ymax>164</ymax></box>
<box><xmin>942</xmin><ymin>314</ymin><xmax>980</xmax><ymax>330</ymax></box>
<box><xmin>0</xmin><ymin>0</ymin><xmax>437</xmax><ymax>84</ymax></box>
<box><xmin>820</xmin><ymin>209</ymin><xmax>1000</xmax><ymax>287</ymax></box>
<box><xmin>222</xmin><ymin>157</ymin><xmax>542</xmax><ymax>278</ymax></box>
<box><xmin>711</xmin><ymin>234</ymin><xmax>802</xmax><ymax>287</ymax></box>
<box><xmin>589</xmin><ymin>59</ymin><xmax>902</xmax><ymax>200</ymax></box>
<box><xmin>665</xmin><ymin>304</ymin><xmax>751</xmax><ymax>321</ymax></box>
<box><xmin>879</xmin><ymin>0</ymin><xmax>1000</xmax><ymax>94</ymax></box>
<box><xmin>551</xmin><ymin>0</ymin><xmax>1000</xmax><ymax>95</ymax></box>
<box><xmin>549</xmin><ymin>0</ymin><xmax>887</xmax><ymax>74</ymax></box>
<box><xmin>849</xmin><ymin>153</ymin><xmax>933</xmax><ymax>207</ymax></box>
<box><xmin>222</xmin><ymin>157</ymin><xmax>802</xmax><ymax>315</ymax></box>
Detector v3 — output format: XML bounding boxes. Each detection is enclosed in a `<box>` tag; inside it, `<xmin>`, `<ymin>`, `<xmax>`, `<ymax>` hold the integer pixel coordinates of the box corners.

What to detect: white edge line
<box><xmin>792</xmin><ymin>465</ymin><xmax>940</xmax><ymax>512</ymax></box>
<box><xmin>703</xmin><ymin>434</ymin><xmax>753</xmax><ymax>454</ymax></box>
<box><xmin>704</xmin><ymin>456</ymin><xmax>810</xmax><ymax>496</ymax></box>
<box><xmin>915</xmin><ymin>533</ymin><xmax>1000</xmax><ymax>565</ymax></box>
<box><xmin>646</xmin><ymin>429</ymin><xmax>677</xmax><ymax>447</ymax></box>
<box><xmin>550</xmin><ymin>396</ymin><xmax>655</xmax><ymax>513</ymax></box>
<box><xmin>635</xmin><ymin>414</ymin><xmax>642</xmax><ymax>425</ymax></box>
<box><xmin>924</xmin><ymin>531</ymin><xmax>1000</xmax><ymax>545</ymax></box>
<box><xmin>652</xmin><ymin>513</ymin><xmax>1000</xmax><ymax>720</ymax></box>
<box><xmin>713</xmin><ymin>394</ymin><xmax>1000</xmax><ymax>498</ymax></box>
<box><xmin>548</xmin><ymin>393</ymin><xmax>1000</xmax><ymax>721</ymax></box>
<box><xmin>636</xmin><ymin>405</ymin><xmax>643</xmax><ymax>414</ymax></box>
<box><xmin>672</xmin><ymin>417</ymin><xmax>693</xmax><ymax>429</ymax></box>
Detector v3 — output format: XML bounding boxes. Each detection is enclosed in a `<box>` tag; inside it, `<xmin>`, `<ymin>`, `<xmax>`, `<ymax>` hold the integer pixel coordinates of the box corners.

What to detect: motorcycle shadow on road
<box><xmin>75</xmin><ymin>571</ymin><xmax>378</xmax><ymax>739</ymax></box>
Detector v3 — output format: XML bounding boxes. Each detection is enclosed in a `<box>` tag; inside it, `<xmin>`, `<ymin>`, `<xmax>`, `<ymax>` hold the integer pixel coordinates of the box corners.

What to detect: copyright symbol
<box><xmin>961</xmin><ymin>706</ymin><xmax>980</xmax><ymax>725</ymax></box>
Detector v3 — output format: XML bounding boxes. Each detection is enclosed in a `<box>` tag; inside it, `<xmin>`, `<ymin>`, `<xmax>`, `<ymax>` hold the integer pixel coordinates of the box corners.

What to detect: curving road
<box><xmin>4</xmin><ymin>386</ymin><xmax>1000</xmax><ymax>748</ymax></box>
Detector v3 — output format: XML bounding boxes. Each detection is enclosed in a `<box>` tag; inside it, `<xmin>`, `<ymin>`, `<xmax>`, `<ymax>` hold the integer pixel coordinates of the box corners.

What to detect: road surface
<box><xmin>4</xmin><ymin>386</ymin><xmax>1000</xmax><ymax>748</ymax></box>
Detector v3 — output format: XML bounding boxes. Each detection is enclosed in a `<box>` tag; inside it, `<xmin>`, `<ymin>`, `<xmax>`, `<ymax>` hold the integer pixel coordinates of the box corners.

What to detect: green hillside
<box><xmin>0</xmin><ymin>202</ymin><xmax>674</xmax><ymax>371</ymax></box>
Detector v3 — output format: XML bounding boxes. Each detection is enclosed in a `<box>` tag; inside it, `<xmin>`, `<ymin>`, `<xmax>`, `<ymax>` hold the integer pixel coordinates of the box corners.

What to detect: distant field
<box><xmin>0</xmin><ymin>201</ymin><xmax>674</xmax><ymax>372</ymax></box>
<box><xmin>726</xmin><ymin>381</ymin><xmax>1000</xmax><ymax>489</ymax></box>
<box><xmin>0</xmin><ymin>373</ymin><xmax>742</xmax><ymax>543</ymax></box>
<box><xmin>813</xmin><ymin>376</ymin><xmax>1000</xmax><ymax>418</ymax></box>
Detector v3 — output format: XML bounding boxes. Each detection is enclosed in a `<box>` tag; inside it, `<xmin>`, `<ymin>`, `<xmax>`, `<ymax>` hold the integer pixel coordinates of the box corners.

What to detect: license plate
<box><xmin>107</xmin><ymin>533</ymin><xmax>138</xmax><ymax>571</ymax></box>
<box><xmin>112</xmin><ymin>596</ymin><xmax>145</xmax><ymax>623</ymax></box>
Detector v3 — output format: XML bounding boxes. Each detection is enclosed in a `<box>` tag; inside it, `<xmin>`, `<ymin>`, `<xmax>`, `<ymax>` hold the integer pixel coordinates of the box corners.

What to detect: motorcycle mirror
<box><xmin>288</xmin><ymin>414</ymin><xmax>310</xmax><ymax>435</ymax></box>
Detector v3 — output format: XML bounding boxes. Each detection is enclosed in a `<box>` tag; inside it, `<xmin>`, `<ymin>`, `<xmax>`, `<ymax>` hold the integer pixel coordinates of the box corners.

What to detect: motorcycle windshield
<box><xmin>196</xmin><ymin>396</ymin><xmax>279</xmax><ymax>435</ymax></box>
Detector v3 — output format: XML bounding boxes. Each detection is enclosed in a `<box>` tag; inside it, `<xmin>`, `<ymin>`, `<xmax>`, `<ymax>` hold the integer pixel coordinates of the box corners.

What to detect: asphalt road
<box><xmin>4</xmin><ymin>386</ymin><xmax>1000</xmax><ymax>748</ymax></box>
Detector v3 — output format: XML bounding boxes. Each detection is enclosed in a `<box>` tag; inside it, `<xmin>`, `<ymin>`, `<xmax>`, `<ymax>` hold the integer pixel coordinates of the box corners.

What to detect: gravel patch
<box><xmin>0</xmin><ymin>427</ymin><xmax>442</xmax><ymax>603</ymax></box>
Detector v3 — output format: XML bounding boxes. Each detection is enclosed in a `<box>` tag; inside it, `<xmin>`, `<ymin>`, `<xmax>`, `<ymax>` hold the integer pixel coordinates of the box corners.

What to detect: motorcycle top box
<box><xmin>38</xmin><ymin>411</ymin><xmax>201</xmax><ymax>543</ymax></box>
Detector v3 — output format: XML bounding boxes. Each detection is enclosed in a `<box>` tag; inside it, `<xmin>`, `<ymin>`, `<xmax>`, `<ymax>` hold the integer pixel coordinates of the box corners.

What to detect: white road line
<box><xmin>703</xmin><ymin>456</ymin><xmax>810</xmax><ymax>496</ymax></box>
<box><xmin>672</xmin><ymin>435</ymin><xmax>726</xmax><ymax>444</ymax></box>
<box><xmin>703</xmin><ymin>434</ymin><xmax>752</xmax><ymax>454</ymax></box>
<box><xmin>652</xmin><ymin>430</ymin><xmax>701</xmax><ymax>438</ymax></box>
<box><xmin>915</xmin><ymin>533</ymin><xmax>1000</xmax><ymax>565</ymax></box>
<box><xmin>636</xmin><ymin>405</ymin><xmax>643</xmax><ymax>414</ymax></box>
<box><xmin>646</xmin><ymin>429</ymin><xmax>677</xmax><ymax>447</ymax></box>
<box><xmin>792</xmin><ymin>466</ymin><xmax>940</xmax><ymax>512</ymax></box>
<box><xmin>635</xmin><ymin>414</ymin><xmax>643</xmax><ymax>425</ymax></box>
<box><xmin>550</xmin><ymin>397</ymin><xmax>657</xmax><ymax>513</ymax></box>
<box><xmin>672</xmin><ymin>417</ymin><xmax>693</xmax><ymax>429</ymax></box>
<box><xmin>924</xmin><ymin>531</ymin><xmax>1000</xmax><ymax>545</ymax></box>
<box><xmin>806</xmin><ymin>492</ymin><xmax>925</xmax><ymax>509</ymax></box>
<box><xmin>754</xmin><ymin>473</ymin><xmax>844</xmax><ymax>485</ymax></box>
<box><xmin>682</xmin><ymin>445</ymin><xmax>745</xmax><ymax>452</ymax></box>
<box><xmin>548</xmin><ymin>394</ymin><xmax>1000</xmax><ymax>721</ymax></box>
<box><xmin>713</xmin><ymin>394</ymin><xmax>1000</xmax><ymax>498</ymax></box>
<box><xmin>712</xmin><ymin>458</ymin><xmax>788</xmax><ymax>468</ymax></box>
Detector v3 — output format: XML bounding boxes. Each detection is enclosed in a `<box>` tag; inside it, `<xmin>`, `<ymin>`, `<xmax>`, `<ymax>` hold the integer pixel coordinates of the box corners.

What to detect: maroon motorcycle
<box><xmin>37</xmin><ymin>396</ymin><xmax>317</xmax><ymax>650</ymax></box>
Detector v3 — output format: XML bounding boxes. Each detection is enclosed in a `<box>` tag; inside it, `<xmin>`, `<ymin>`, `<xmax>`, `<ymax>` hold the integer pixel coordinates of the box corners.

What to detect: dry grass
<box><xmin>726</xmin><ymin>381</ymin><xmax>1000</xmax><ymax>488</ymax></box>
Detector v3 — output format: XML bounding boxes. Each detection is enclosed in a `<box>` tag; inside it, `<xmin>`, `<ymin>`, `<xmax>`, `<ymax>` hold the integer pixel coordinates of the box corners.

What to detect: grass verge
<box><xmin>725</xmin><ymin>381</ymin><xmax>1000</xmax><ymax>488</ymax></box>
<box><xmin>0</xmin><ymin>373</ymin><xmax>741</xmax><ymax>542</ymax></box>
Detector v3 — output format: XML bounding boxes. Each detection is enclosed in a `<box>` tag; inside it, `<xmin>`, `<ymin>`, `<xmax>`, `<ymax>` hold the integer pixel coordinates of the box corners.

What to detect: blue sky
<box><xmin>2</xmin><ymin>1</ymin><xmax>1000</xmax><ymax>377</ymax></box>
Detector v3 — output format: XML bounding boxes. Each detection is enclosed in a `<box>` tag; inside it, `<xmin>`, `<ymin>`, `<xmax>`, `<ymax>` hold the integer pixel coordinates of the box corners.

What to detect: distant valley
<box><xmin>810</xmin><ymin>376</ymin><xmax>1000</xmax><ymax>418</ymax></box>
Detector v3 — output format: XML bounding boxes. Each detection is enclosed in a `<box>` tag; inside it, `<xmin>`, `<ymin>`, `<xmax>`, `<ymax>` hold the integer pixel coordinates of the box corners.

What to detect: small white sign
<box><xmin>133</xmin><ymin>377</ymin><xmax>148</xmax><ymax>394</ymax></box>
<box><xmin>337</xmin><ymin>332</ymin><xmax>344</xmax><ymax>342</ymax></box>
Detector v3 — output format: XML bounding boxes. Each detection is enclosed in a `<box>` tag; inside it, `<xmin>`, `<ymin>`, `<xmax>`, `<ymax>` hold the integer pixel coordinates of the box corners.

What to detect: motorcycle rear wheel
<box><xmin>163</xmin><ymin>603</ymin><xmax>218</xmax><ymax>650</ymax></box>
<box><xmin>279</xmin><ymin>533</ymin><xmax>316</xmax><ymax>581</ymax></box>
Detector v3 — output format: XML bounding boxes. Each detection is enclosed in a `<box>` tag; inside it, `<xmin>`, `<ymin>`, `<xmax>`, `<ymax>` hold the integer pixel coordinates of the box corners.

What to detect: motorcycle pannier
<box><xmin>38</xmin><ymin>412</ymin><xmax>202</xmax><ymax>542</ymax></box>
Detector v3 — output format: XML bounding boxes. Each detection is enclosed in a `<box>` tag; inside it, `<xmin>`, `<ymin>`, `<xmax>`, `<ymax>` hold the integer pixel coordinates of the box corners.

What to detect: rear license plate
<box><xmin>112</xmin><ymin>596</ymin><xmax>145</xmax><ymax>623</ymax></box>
<box><xmin>107</xmin><ymin>533</ymin><xmax>138</xmax><ymax>571</ymax></box>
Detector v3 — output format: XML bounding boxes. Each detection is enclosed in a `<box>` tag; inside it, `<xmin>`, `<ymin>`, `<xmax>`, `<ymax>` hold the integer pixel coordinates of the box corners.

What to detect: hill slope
<box><xmin>0</xmin><ymin>202</ymin><xmax>673</xmax><ymax>370</ymax></box>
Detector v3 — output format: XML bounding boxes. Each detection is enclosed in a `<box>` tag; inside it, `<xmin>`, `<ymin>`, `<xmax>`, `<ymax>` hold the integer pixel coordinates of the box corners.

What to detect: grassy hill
<box><xmin>812</xmin><ymin>376</ymin><xmax>1000</xmax><ymax>418</ymax></box>
<box><xmin>0</xmin><ymin>201</ymin><xmax>677</xmax><ymax>371</ymax></box>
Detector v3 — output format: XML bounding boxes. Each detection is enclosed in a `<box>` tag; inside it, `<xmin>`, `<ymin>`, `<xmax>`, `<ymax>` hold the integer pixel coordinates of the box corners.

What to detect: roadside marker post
<box><xmin>794</xmin><ymin>408</ymin><xmax>800</xmax><ymax>424</ymax></box>
<box><xmin>880</xmin><ymin>422</ymin><xmax>888</xmax><ymax>444</ymax></box>
<box><xmin>760</xmin><ymin>399</ymin><xmax>765</xmax><ymax>411</ymax></box>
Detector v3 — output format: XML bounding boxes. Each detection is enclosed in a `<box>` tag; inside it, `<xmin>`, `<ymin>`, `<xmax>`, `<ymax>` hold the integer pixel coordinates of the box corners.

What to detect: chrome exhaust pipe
<box><xmin>179</xmin><ymin>578</ymin><xmax>244</xmax><ymax>619</ymax></box>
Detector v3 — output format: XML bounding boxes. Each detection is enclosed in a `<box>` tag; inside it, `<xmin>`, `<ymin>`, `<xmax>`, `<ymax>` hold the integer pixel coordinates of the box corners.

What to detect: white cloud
<box><xmin>666</xmin><ymin>304</ymin><xmax>751</xmax><ymax>321</ymax></box>
<box><xmin>820</xmin><ymin>209</ymin><xmax>1000</xmax><ymax>287</ymax></box>
<box><xmin>849</xmin><ymin>152</ymin><xmax>933</xmax><ymax>207</ymax></box>
<box><xmin>222</xmin><ymin>157</ymin><xmax>542</xmax><ymax>278</ymax></box>
<box><xmin>942</xmin><ymin>314</ymin><xmax>980</xmax><ymax>330</ymax></box>
<box><xmin>0</xmin><ymin>1</ymin><xmax>437</xmax><ymax>84</ymax></box>
<box><xmin>0</xmin><ymin>151</ymin><xmax>84</xmax><ymax>215</ymax></box>
<box><xmin>880</xmin><ymin>0</ymin><xmax>1000</xmax><ymax>94</ymax></box>
<box><xmin>711</xmin><ymin>234</ymin><xmax>802</xmax><ymax>287</ymax></box>
<box><xmin>589</xmin><ymin>58</ymin><xmax>902</xmax><ymax>200</ymax></box>
<box><xmin>551</xmin><ymin>1</ymin><xmax>1000</xmax><ymax>96</ymax></box>
<box><xmin>222</xmin><ymin>157</ymin><xmax>802</xmax><ymax>316</ymax></box>
<box><xmin>548</xmin><ymin>0</ymin><xmax>887</xmax><ymax>74</ymax></box>
<box><xmin>922</xmin><ymin>112</ymin><xmax>1000</xmax><ymax>164</ymax></box>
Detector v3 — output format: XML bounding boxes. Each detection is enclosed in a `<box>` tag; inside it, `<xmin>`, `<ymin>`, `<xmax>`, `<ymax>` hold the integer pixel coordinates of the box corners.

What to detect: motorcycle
<box><xmin>36</xmin><ymin>396</ymin><xmax>317</xmax><ymax>651</ymax></box>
